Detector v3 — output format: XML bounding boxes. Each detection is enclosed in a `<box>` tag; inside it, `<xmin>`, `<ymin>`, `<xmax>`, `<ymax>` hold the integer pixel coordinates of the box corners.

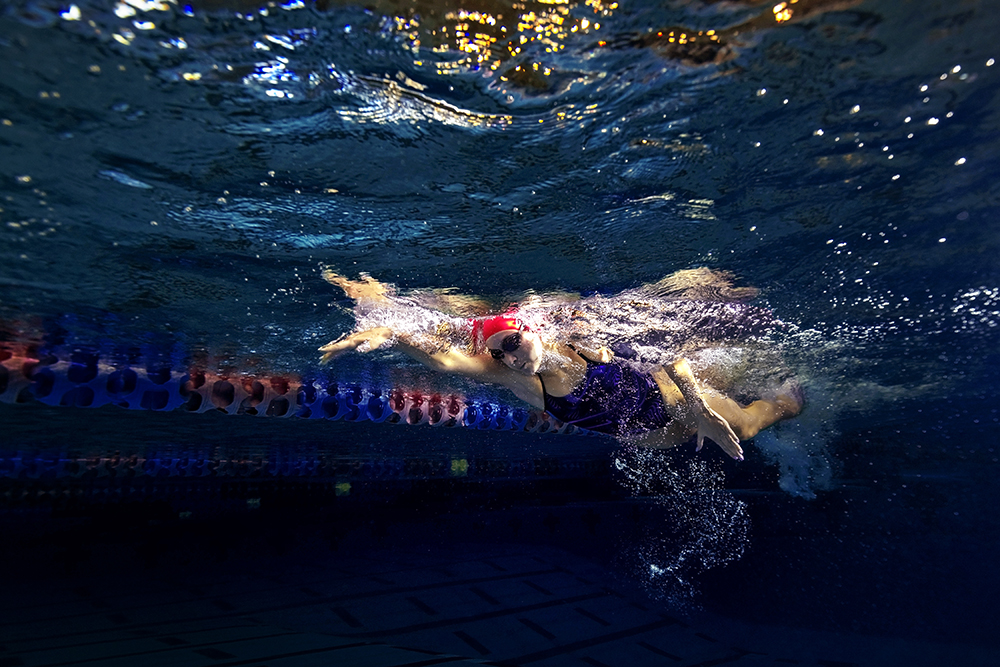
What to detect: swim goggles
<box><xmin>488</xmin><ymin>330</ymin><xmax>522</xmax><ymax>359</ymax></box>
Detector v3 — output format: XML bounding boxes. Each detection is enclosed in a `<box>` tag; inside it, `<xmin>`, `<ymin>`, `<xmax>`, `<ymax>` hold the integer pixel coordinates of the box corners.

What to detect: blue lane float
<box><xmin>0</xmin><ymin>350</ymin><xmax>585</xmax><ymax>436</ymax></box>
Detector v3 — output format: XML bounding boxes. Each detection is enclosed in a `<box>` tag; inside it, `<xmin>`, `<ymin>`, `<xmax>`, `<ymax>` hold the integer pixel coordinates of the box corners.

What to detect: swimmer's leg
<box><xmin>653</xmin><ymin>365</ymin><xmax>803</xmax><ymax>441</ymax></box>
<box><xmin>699</xmin><ymin>386</ymin><xmax>802</xmax><ymax>440</ymax></box>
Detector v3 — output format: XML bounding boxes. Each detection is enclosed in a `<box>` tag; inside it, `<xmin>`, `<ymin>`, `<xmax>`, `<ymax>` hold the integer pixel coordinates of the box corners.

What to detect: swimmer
<box><xmin>319</xmin><ymin>271</ymin><xmax>803</xmax><ymax>459</ymax></box>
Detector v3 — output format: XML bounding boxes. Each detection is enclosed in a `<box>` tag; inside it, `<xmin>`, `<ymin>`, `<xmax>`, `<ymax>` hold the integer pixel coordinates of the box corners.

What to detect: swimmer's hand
<box><xmin>691</xmin><ymin>399</ymin><xmax>743</xmax><ymax>461</ymax></box>
<box><xmin>322</xmin><ymin>269</ymin><xmax>391</xmax><ymax>302</ymax></box>
<box><xmin>662</xmin><ymin>358</ymin><xmax>743</xmax><ymax>461</ymax></box>
<box><xmin>318</xmin><ymin>327</ymin><xmax>393</xmax><ymax>364</ymax></box>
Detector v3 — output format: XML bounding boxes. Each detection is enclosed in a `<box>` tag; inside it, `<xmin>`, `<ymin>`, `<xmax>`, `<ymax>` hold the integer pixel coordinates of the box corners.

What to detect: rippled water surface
<box><xmin>2</xmin><ymin>0</ymin><xmax>999</xmax><ymax>655</ymax></box>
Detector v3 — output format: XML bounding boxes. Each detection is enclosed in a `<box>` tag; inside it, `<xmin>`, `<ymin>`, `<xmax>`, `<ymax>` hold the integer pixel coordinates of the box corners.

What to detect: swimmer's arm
<box><xmin>319</xmin><ymin>328</ymin><xmax>395</xmax><ymax>364</ymax></box>
<box><xmin>392</xmin><ymin>335</ymin><xmax>545</xmax><ymax>408</ymax></box>
<box><xmin>662</xmin><ymin>358</ymin><xmax>743</xmax><ymax>460</ymax></box>
<box><xmin>319</xmin><ymin>327</ymin><xmax>497</xmax><ymax>378</ymax></box>
<box><xmin>392</xmin><ymin>333</ymin><xmax>498</xmax><ymax>378</ymax></box>
<box><xmin>319</xmin><ymin>327</ymin><xmax>543</xmax><ymax>407</ymax></box>
<box><xmin>569</xmin><ymin>344</ymin><xmax>614</xmax><ymax>363</ymax></box>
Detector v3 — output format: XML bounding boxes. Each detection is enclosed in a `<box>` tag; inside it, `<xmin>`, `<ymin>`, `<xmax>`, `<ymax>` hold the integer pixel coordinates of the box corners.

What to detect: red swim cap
<box><xmin>474</xmin><ymin>315</ymin><xmax>527</xmax><ymax>346</ymax></box>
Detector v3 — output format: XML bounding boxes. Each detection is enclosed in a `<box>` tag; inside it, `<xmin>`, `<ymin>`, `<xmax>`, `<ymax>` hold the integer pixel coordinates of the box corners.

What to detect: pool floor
<box><xmin>2</xmin><ymin>505</ymin><xmax>996</xmax><ymax>667</ymax></box>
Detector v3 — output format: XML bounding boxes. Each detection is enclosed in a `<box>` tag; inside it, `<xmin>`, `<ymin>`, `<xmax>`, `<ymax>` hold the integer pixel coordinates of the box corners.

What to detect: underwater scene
<box><xmin>1</xmin><ymin>0</ymin><xmax>999</xmax><ymax>664</ymax></box>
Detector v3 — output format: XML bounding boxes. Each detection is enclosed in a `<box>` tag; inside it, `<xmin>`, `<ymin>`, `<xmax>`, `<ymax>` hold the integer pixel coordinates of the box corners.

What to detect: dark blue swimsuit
<box><xmin>540</xmin><ymin>351</ymin><xmax>672</xmax><ymax>437</ymax></box>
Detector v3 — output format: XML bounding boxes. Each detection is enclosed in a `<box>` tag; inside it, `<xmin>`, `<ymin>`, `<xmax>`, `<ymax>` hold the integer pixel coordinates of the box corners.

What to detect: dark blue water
<box><xmin>2</xmin><ymin>0</ymin><xmax>999</xmax><ymax>662</ymax></box>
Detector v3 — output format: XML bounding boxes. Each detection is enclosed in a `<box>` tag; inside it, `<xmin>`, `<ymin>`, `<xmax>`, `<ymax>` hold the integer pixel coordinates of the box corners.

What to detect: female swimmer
<box><xmin>318</xmin><ymin>272</ymin><xmax>803</xmax><ymax>460</ymax></box>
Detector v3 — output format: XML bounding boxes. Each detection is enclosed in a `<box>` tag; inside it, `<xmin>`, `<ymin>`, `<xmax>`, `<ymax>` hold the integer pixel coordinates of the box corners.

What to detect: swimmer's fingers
<box><xmin>320</xmin><ymin>267</ymin><xmax>345</xmax><ymax>286</ymax></box>
<box><xmin>318</xmin><ymin>336</ymin><xmax>354</xmax><ymax>365</ymax></box>
<box><xmin>319</xmin><ymin>350</ymin><xmax>342</xmax><ymax>365</ymax></box>
<box><xmin>694</xmin><ymin>407</ymin><xmax>743</xmax><ymax>461</ymax></box>
<box><xmin>321</xmin><ymin>269</ymin><xmax>390</xmax><ymax>302</ymax></box>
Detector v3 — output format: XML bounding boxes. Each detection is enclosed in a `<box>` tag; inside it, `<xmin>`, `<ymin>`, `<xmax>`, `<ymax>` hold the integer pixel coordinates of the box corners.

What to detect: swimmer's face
<box><xmin>487</xmin><ymin>328</ymin><xmax>543</xmax><ymax>375</ymax></box>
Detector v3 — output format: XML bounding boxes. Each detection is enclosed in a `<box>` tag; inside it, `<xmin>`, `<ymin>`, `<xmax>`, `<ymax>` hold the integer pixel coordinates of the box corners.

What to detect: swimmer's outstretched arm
<box><xmin>319</xmin><ymin>327</ymin><xmax>543</xmax><ymax>407</ymax></box>
<box><xmin>323</xmin><ymin>269</ymin><xmax>581</xmax><ymax>317</ymax></box>
<box><xmin>320</xmin><ymin>327</ymin><xmax>490</xmax><ymax>374</ymax></box>
<box><xmin>322</xmin><ymin>270</ymin><xmax>392</xmax><ymax>302</ymax></box>
<box><xmin>655</xmin><ymin>359</ymin><xmax>743</xmax><ymax>460</ymax></box>
<box><xmin>319</xmin><ymin>328</ymin><xmax>395</xmax><ymax>364</ymax></box>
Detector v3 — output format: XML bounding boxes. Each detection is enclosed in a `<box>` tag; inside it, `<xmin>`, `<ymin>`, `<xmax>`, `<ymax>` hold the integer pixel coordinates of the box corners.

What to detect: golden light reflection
<box><xmin>371</xmin><ymin>0</ymin><xmax>747</xmax><ymax>84</ymax></box>
<box><xmin>180</xmin><ymin>0</ymin><xmax>860</xmax><ymax>92</ymax></box>
<box><xmin>772</xmin><ymin>0</ymin><xmax>800</xmax><ymax>23</ymax></box>
<box><xmin>373</xmin><ymin>0</ymin><xmax>621</xmax><ymax>81</ymax></box>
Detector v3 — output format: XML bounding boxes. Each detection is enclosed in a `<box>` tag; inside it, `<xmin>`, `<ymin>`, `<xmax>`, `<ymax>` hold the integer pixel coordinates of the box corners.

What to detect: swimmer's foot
<box><xmin>770</xmin><ymin>379</ymin><xmax>805</xmax><ymax>420</ymax></box>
